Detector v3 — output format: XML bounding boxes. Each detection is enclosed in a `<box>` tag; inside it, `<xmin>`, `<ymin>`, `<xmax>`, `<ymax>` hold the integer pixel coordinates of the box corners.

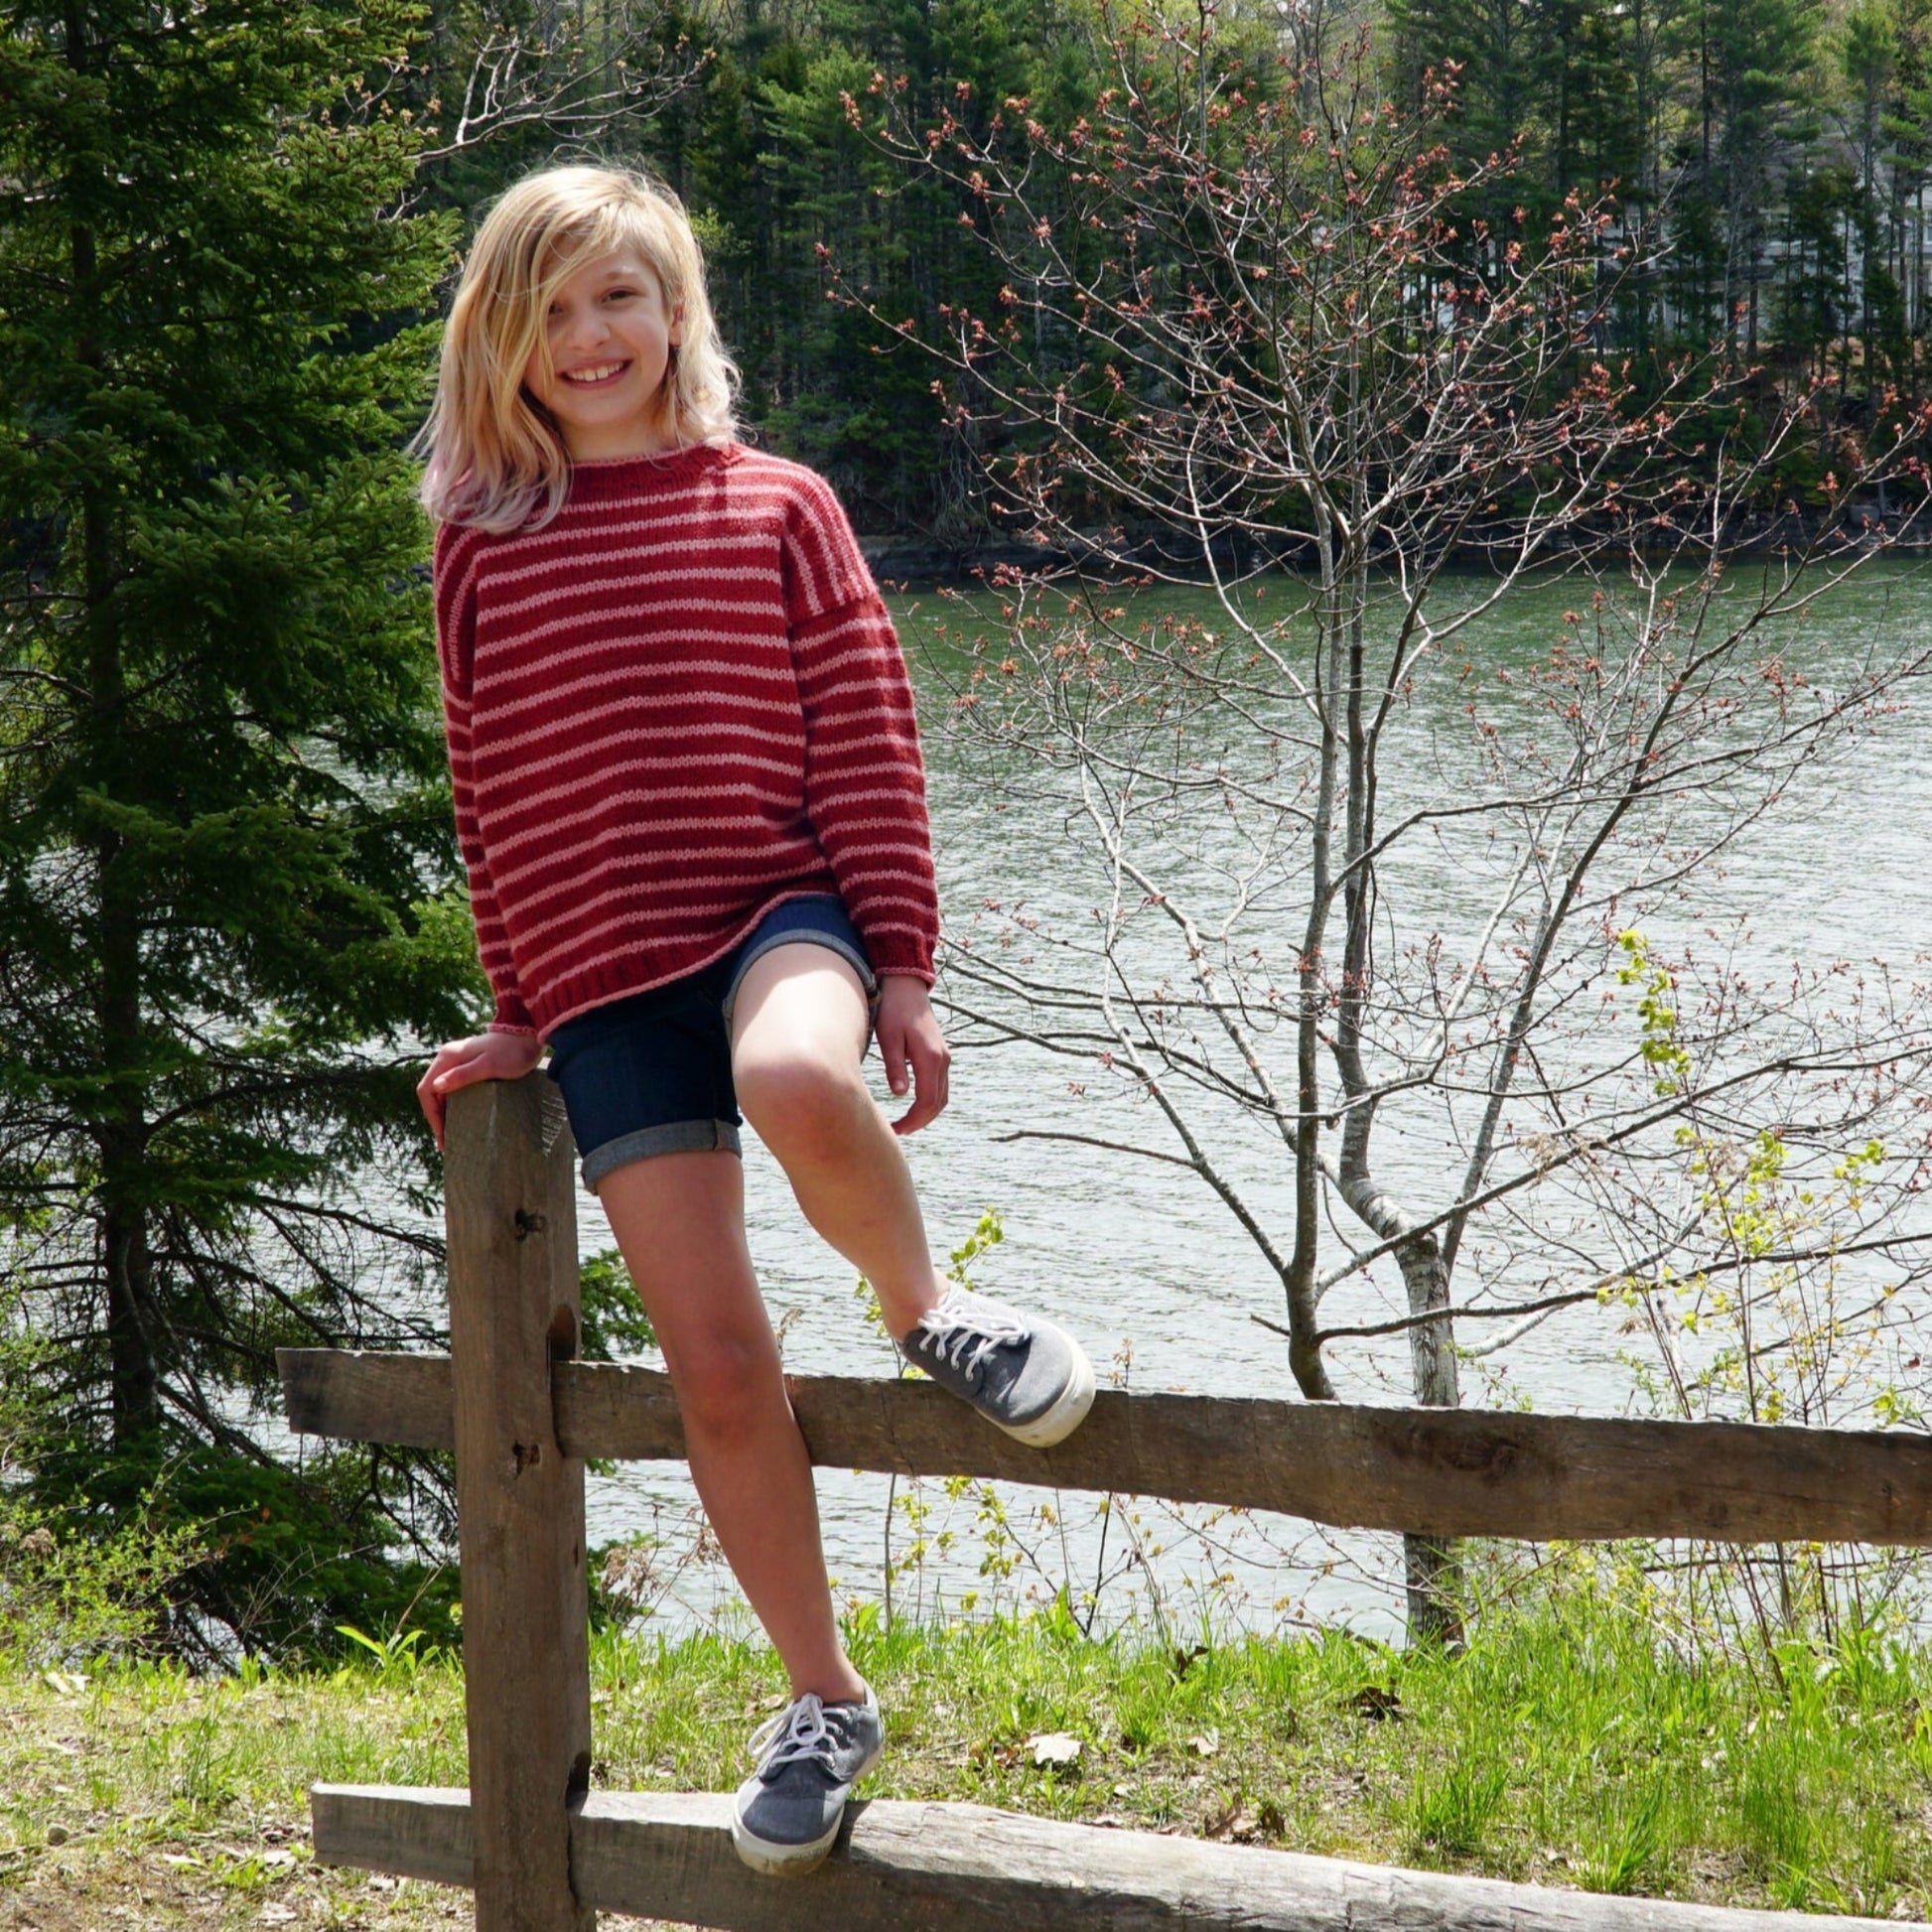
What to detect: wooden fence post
<box><xmin>446</xmin><ymin>1072</ymin><xmax>594</xmax><ymax>1932</ymax></box>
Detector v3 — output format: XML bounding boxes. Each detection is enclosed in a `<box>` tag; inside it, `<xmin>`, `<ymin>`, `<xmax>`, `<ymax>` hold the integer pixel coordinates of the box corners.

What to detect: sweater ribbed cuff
<box><xmin>863</xmin><ymin>934</ymin><xmax>937</xmax><ymax>985</ymax></box>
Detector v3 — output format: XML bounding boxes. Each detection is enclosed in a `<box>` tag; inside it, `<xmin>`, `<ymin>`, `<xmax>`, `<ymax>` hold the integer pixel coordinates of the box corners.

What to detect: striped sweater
<box><xmin>433</xmin><ymin>442</ymin><xmax>940</xmax><ymax>1038</ymax></box>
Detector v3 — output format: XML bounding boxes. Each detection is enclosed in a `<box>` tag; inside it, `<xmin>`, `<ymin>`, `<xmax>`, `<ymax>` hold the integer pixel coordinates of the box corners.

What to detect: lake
<box><xmin>587</xmin><ymin>559</ymin><xmax>1932</xmax><ymax>1644</ymax></box>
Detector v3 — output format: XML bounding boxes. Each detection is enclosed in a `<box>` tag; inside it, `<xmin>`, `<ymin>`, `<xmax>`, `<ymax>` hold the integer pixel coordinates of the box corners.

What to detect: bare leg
<box><xmin>596</xmin><ymin>1150</ymin><xmax>865</xmax><ymax>1706</ymax></box>
<box><xmin>730</xmin><ymin>946</ymin><xmax>943</xmax><ymax>1340</ymax></box>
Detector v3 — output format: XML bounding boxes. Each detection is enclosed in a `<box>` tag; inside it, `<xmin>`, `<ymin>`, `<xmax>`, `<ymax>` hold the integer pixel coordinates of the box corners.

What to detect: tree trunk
<box><xmin>1319</xmin><ymin>1153</ymin><xmax>1464</xmax><ymax>1644</ymax></box>
<box><xmin>1326</xmin><ymin>558</ymin><xmax>1463</xmax><ymax>1645</ymax></box>
<box><xmin>92</xmin><ymin>606</ymin><xmax>158</xmax><ymax>1452</ymax></box>
<box><xmin>1395</xmin><ymin>1234</ymin><xmax>1460</xmax><ymax>1644</ymax></box>
<box><xmin>69</xmin><ymin>152</ymin><xmax>157</xmax><ymax>1450</ymax></box>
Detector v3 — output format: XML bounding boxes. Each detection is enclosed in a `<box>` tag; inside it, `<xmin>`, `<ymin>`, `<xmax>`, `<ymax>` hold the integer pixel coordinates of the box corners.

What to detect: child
<box><xmin>411</xmin><ymin>164</ymin><xmax>1095</xmax><ymax>1876</ymax></box>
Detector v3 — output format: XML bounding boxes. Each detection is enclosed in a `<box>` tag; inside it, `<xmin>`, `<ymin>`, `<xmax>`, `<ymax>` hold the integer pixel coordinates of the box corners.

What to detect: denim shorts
<box><xmin>544</xmin><ymin>895</ymin><xmax>876</xmax><ymax>1192</ymax></box>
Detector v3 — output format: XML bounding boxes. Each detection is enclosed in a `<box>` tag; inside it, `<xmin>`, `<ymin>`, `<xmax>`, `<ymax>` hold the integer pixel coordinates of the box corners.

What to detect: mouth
<box><xmin>560</xmin><ymin>360</ymin><xmax>630</xmax><ymax>387</ymax></box>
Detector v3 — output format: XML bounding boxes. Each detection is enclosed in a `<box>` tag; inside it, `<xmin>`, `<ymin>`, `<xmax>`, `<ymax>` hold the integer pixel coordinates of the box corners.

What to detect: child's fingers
<box><xmin>878</xmin><ymin>1013</ymin><xmax>911</xmax><ymax>1100</ymax></box>
<box><xmin>414</xmin><ymin>1063</ymin><xmax>449</xmax><ymax>1148</ymax></box>
<box><xmin>892</xmin><ymin>1031</ymin><xmax>950</xmax><ymax>1136</ymax></box>
<box><xmin>415</xmin><ymin>1039</ymin><xmax>495</xmax><ymax>1149</ymax></box>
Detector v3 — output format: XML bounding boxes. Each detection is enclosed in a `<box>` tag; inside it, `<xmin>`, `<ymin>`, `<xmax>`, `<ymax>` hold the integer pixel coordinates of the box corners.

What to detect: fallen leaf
<box><xmin>970</xmin><ymin>1739</ymin><xmax>1025</xmax><ymax>1770</ymax></box>
<box><xmin>1187</xmin><ymin>1728</ymin><xmax>1220</xmax><ymax>1757</ymax></box>
<box><xmin>1028</xmin><ymin>1730</ymin><xmax>1083</xmax><ymax>1768</ymax></box>
<box><xmin>1203</xmin><ymin>1798</ymin><xmax>1241</xmax><ymax>1839</ymax></box>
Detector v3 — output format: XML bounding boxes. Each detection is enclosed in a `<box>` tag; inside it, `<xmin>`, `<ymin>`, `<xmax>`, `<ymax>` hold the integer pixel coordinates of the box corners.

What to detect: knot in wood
<box><xmin>511</xmin><ymin>1441</ymin><xmax>543</xmax><ymax>1474</ymax></box>
<box><xmin>514</xmin><ymin>1208</ymin><xmax>547</xmax><ymax>1239</ymax></box>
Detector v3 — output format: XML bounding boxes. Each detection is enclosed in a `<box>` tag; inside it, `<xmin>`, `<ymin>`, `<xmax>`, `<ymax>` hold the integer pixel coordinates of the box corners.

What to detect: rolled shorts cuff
<box><xmin>720</xmin><ymin>928</ymin><xmax>878</xmax><ymax>1031</ymax></box>
<box><xmin>581</xmin><ymin>1117</ymin><xmax>743</xmax><ymax>1192</ymax></box>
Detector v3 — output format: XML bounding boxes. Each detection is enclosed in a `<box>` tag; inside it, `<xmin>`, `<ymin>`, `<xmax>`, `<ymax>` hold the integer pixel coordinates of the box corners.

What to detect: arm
<box><xmin>781</xmin><ymin>475</ymin><xmax>941</xmax><ymax>985</ymax></box>
<box><xmin>420</xmin><ymin>526</ymin><xmax>544</xmax><ymax>1147</ymax></box>
<box><xmin>435</xmin><ymin>523</ymin><xmax>539</xmax><ymax>1038</ymax></box>
<box><xmin>782</xmin><ymin>475</ymin><xmax>946</xmax><ymax>1129</ymax></box>
<box><xmin>787</xmin><ymin>591</ymin><xmax>941</xmax><ymax>984</ymax></box>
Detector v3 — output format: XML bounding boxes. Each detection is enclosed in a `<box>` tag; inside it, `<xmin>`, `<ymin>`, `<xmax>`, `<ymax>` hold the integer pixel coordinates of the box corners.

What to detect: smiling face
<box><xmin>522</xmin><ymin>248</ymin><xmax>683</xmax><ymax>461</ymax></box>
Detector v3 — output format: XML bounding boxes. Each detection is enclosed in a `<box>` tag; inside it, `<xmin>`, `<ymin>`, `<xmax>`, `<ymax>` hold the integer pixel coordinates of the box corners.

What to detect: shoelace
<box><xmin>906</xmin><ymin>1291</ymin><xmax>1030</xmax><ymax>1386</ymax></box>
<box><xmin>748</xmin><ymin>1692</ymin><xmax>860</xmax><ymax>1775</ymax></box>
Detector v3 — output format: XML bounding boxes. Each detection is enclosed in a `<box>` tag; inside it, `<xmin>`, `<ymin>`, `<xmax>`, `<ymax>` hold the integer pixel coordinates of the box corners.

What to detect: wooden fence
<box><xmin>279</xmin><ymin>1072</ymin><xmax>1932</xmax><ymax>1932</ymax></box>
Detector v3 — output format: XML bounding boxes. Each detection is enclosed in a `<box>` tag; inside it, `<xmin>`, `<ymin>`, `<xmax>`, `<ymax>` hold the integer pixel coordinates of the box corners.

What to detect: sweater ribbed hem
<box><xmin>530</xmin><ymin>881</ymin><xmax>857</xmax><ymax>1037</ymax></box>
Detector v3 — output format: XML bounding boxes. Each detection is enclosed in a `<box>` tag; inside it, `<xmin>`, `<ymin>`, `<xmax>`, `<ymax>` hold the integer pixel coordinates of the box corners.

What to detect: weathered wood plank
<box><xmin>281</xmin><ymin>1347</ymin><xmax>1932</xmax><ymax>1546</ymax></box>
<box><xmin>280</xmin><ymin>1348</ymin><xmax>454</xmax><ymax>1451</ymax></box>
<box><xmin>445</xmin><ymin>1074</ymin><xmax>594</xmax><ymax>1932</ymax></box>
<box><xmin>313</xmin><ymin>1784</ymin><xmax>475</xmax><ymax>1888</ymax></box>
<box><xmin>311</xmin><ymin>1785</ymin><xmax>1926</xmax><ymax>1932</ymax></box>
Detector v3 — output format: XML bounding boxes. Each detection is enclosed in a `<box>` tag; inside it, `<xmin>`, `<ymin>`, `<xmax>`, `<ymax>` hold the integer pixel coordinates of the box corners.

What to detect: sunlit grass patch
<box><xmin>6</xmin><ymin>1571</ymin><xmax>1932</xmax><ymax>1924</ymax></box>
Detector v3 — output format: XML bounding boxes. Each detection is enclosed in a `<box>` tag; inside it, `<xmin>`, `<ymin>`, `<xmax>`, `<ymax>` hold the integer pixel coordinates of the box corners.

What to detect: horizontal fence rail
<box><xmin>278</xmin><ymin>1346</ymin><xmax>1932</xmax><ymax>1546</ymax></box>
<box><xmin>311</xmin><ymin>1784</ymin><xmax>1928</xmax><ymax>1932</ymax></box>
<box><xmin>284</xmin><ymin>1080</ymin><xmax>1932</xmax><ymax>1932</ymax></box>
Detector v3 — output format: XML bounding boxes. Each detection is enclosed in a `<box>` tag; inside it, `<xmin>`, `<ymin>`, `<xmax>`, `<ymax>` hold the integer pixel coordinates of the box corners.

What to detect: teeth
<box><xmin>563</xmin><ymin>361</ymin><xmax>626</xmax><ymax>383</ymax></box>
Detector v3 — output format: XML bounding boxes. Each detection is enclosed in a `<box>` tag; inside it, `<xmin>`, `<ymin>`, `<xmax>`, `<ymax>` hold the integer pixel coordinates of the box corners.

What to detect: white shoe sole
<box><xmin>998</xmin><ymin>1340</ymin><xmax>1097</xmax><ymax>1448</ymax></box>
<box><xmin>731</xmin><ymin>1807</ymin><xmax>842</xmax><ymax>1876</ymax></box>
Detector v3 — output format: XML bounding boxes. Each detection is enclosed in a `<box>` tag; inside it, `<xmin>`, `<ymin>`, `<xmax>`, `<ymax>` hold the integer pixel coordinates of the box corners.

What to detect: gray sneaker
<box><xmin>730</xmin><ymin>1687</ymin><xmax>884</xmax><ymax>1875</ymax></box>
<box><xmin>899</xmin><ymin>1287</ymin><xmax>1096</xmax><ymax>1448</ymax></box>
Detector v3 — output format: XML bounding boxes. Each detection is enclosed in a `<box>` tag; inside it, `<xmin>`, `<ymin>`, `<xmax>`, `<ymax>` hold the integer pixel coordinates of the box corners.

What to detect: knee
<box><xmin>734</xmin><ymin>1043</ymin><xmax>869</xmax><ymax>1157</ymax></box>
<box><xmin>668</xmin><ymin>1326</ymin><xmax>778</xmax><ymax>1441</ymax></box>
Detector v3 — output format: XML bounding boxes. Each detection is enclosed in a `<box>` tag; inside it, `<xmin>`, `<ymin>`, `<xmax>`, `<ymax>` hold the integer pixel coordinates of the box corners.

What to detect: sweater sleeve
<box><xmin>434</xmin><ymin>523</ymin><xmax>539</xmax><ymax>1036</ymax></box>
<box><xmin>781</xmin><ymin>474</ymin><xmax>940</xmax><ymax>984</ymax></box>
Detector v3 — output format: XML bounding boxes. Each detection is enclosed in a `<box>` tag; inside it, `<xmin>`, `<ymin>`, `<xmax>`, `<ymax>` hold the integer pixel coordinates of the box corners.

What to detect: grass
<box><xmin>5</xmin><ymin>1584</ymin><xmax>1932</xmax><ymax>1929</ymax></box>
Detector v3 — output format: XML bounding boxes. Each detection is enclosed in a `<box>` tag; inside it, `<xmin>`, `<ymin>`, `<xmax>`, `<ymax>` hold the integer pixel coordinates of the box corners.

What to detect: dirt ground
<box><xmin>0</xmin><ymin>1822</ymin><xmax>698</xmax><ymax>1932</ymax></box>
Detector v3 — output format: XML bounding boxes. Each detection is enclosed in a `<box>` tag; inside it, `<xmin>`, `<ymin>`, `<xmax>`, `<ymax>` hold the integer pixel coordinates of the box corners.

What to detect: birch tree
<box><xmin>837</xmin><ymin>3</ymin><xmax>1932</xmax><ymax>1636</ymax></box>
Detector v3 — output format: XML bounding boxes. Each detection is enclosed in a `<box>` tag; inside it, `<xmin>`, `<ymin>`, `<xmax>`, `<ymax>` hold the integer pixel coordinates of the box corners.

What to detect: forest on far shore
<box><xmin>423</xmin><ymin>0</ymin><xmax>1932</xmax><ymax>539</ymax></box>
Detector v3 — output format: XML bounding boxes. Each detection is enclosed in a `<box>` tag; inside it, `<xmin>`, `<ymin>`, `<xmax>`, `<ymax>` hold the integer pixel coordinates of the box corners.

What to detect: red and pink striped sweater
<box><xmin>433</xmin><ymin>442</ymin><xmax>940</xmax><ymax>1037</ymax></box>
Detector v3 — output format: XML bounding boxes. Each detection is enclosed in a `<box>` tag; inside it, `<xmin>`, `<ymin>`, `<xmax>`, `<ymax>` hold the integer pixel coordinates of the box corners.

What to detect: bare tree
<box><xmin>835</xmin><ymin>3</ymin><xmax>1932</xmax><ymax>1636</ymax></box>
<box><xmin>413</xmin><ymin>0</ymin><xmax>710</xmax><ymax>162</ymax></box>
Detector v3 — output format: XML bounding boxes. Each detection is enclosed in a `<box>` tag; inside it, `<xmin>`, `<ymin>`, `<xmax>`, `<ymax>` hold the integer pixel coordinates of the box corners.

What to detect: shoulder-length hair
<box><xmin>416</xmin><ymin>165</ymin><xmax>740</xmax><ymax>532</ymax></box>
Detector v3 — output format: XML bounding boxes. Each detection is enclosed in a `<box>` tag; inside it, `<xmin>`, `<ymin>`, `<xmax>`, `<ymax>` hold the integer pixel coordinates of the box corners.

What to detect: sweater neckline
<box><xmin>567</xmin><ymin>441</ymin><xmax>737</xmax><ymax>499</ymax></box>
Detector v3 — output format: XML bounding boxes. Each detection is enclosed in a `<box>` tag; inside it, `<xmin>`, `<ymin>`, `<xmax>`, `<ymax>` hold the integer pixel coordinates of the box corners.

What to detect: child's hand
<box><xmin>416</xmin><ymin>1031</ymin><xmax>546</xmax><ymax>1148</ymax></box>
<box><xmin>875</xmin><ymin>975</ymin><xmax>950</xmax><ymax>1135</ymax></box>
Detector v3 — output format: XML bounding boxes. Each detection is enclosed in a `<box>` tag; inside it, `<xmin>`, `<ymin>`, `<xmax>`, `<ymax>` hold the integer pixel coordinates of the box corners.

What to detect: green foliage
<box><xmin>0</xmin><ymin>1298</ymin><xmax>201</xmax><ymax>1666</ymax></box>
<box><xmin>1408</xmin><ymin>1738</ymin><xmax>1509</xmax><ymax>1857</ymax></box>
<box><xmin>578</xmin><ymin>1247</ymin><xmax>658</xmax><ymax>1361</ymax></box>
<box><xmin>1615</xmin><ymin>928</ymin><xmax>1693</xmax><ymax>1095</ymax></box>
<box><xmin>0</xmin><ymin>0</ymin><xmax>479</xmax><ymax>1660</ymax></box>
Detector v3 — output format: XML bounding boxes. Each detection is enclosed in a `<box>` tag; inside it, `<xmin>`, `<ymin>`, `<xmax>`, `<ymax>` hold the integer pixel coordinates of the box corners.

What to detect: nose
<box><xmin>555</xmin><ymin>302</ymin><xmax>609</xmax><ymax>355</ymax></box>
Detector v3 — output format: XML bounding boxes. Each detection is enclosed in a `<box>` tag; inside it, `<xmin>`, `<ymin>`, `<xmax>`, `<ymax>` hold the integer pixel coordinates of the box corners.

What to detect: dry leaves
<box><xmin>1028</xmin><ymin>1730</ymin><xmax>1084</xmax><ymax>1769</ymax></box>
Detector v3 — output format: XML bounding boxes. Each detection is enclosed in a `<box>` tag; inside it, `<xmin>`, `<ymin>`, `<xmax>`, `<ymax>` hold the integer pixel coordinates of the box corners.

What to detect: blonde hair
<box><xmin>417</xmin><ymin>165</ymin><xmax>740</xmax><ymax>532</ymax></box>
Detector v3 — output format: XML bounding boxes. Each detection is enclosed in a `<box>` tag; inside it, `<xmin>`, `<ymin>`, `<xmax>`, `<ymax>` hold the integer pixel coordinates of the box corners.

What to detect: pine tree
<box><xmin>1669</xmin><ymin>0</ymin><xmax>1823</xmax><ymax>351</ymax></box>
<box><xmin>0</xmin><ymin>0</ymin><xmax>479</xmax><ymax>1658</ymax></box>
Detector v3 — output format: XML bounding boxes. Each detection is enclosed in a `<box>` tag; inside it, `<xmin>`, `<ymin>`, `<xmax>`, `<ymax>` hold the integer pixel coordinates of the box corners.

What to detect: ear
<box><xmin>669</xmin><ymin>302</ymin><xmax>684</xmax><ymax>346</ymax></box>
